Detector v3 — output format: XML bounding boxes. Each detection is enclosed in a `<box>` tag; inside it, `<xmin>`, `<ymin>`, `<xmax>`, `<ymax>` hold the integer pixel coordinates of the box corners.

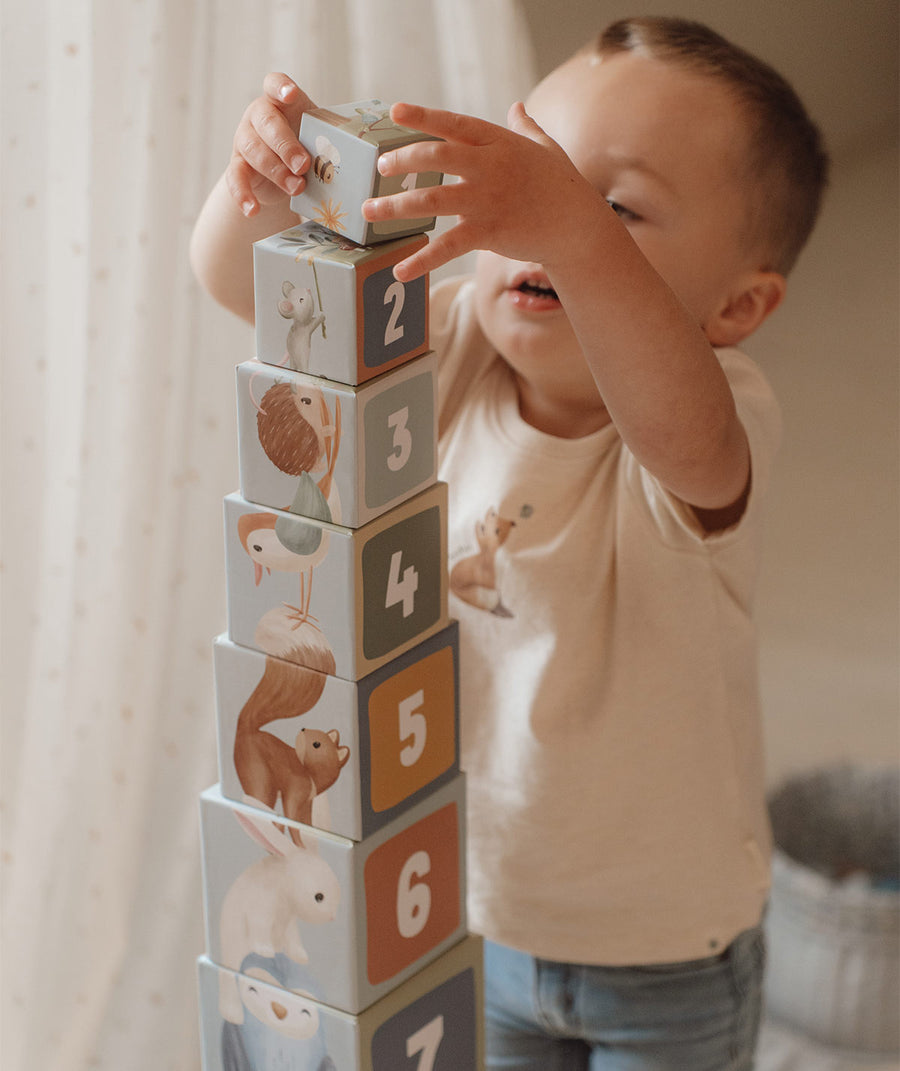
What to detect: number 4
<box><xmin>386</xmin><ymin>550</ymin><xmax>418</xmax><ymax>618</ymax></box>
<box><xmin>406</xmin><ymin>1015</ymin><xmax>444</xmax><ymax>1071</ymax></box>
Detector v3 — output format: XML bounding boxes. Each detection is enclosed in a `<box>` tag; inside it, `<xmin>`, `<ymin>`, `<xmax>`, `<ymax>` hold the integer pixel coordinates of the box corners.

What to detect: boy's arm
<box><xmin>364</xmin><ymin>103</ymin><xmax>753</xmax><ymax>517</ymax></box>
<box><xmin>189</xmin><ymin>75</ymin><xmax>315</xmax><ymax>323</ymax></box>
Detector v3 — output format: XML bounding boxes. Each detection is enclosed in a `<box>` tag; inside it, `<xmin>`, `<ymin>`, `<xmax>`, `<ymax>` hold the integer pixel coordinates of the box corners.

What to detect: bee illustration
<box><xmin>312</xmin><ymin>136</ymin><xmax>340</xmax><ymax>184</ymax></box>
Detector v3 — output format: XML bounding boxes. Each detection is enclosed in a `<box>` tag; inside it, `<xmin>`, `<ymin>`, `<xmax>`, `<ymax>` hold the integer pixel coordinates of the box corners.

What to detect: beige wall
<box><xmin>520</xmin><ymin>2</ymin><xmax>899</xmax><ymax>784</ymax></box>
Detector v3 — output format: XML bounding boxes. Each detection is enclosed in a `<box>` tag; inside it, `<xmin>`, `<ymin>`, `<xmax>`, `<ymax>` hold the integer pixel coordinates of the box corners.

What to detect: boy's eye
<box><xmin>605</xmin><ymin>198</ymin><xmax>641</xmax><ymax>223</ymax></box>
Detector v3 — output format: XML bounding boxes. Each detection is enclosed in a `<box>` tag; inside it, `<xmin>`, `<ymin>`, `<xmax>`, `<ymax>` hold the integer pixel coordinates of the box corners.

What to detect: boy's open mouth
<box><xmin>509</xmin><ymin>272</ymin><xmax>561</xmax><ymax>310</ymax></box>
<box><xmin>517</xmin><ymin>280</ymin><xmax>559</xmax><ymax>300</ymax></box>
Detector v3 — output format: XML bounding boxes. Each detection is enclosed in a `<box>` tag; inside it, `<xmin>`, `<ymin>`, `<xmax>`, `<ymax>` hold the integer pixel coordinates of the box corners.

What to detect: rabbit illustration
<box><xmin>218</xmin><ymin>808</ymin><xmax>340</xmax><ymax>1023</ymax></box>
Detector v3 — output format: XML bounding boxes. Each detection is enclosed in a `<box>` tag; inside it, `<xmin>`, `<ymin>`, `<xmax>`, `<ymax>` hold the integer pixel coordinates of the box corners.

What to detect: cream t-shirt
<box><xmin>432</xmin><ymin>277</ymin><xmax>782</xmax><ymax>966</ymax></box>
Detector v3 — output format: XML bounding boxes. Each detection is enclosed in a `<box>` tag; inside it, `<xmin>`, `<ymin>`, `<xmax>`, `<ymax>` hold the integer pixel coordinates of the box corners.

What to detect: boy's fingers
<box><xmin>389</xmin><ymin>101</ymin><xmax>499</xmax><ymax>146</ymax></box>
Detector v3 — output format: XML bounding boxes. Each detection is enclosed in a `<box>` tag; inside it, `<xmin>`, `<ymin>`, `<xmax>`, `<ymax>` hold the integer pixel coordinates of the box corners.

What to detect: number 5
<box><xmin>406</xmin><ymin>1015</ymin><xmax>444</xmax><ymax>1071</ymax></box>
<box><xmin>399</xmin><ymin>689</ymin><xmax>426</xmax><ymax>767</ymax></box>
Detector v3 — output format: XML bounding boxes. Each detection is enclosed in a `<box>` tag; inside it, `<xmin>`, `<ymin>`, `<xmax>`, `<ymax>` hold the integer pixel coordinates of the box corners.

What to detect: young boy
<box><xmin>191</xmin><ymin>16</ymin><xmax>828</xmax><ymax>1069</ymax></box>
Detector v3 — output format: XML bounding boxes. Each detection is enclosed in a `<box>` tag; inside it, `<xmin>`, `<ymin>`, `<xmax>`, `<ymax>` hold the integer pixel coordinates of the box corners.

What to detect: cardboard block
<box><xmin>213</xmin><ymin>623</ymin><xmax>460</xmax><ymax>841</ymax></box>
<box><xmin>223</xmin><ymin>481</ymin><xmax>448</xmax><ymax>682</ymax></box>
<box><xmin>253</xmin><ymin>222</ymin><xmax>429</xmax><ymax>384</ymax></box>
<box><xmin>236</xmin><ymin>352</ymin><xmax>437</xmax><ymax>528</ymax></box>
<box><xmin>197</xmin><ymin>934</ymin><xmax>484</xmax><ymax>1070</ymax></box>
<box><xmin>290</xmin><ymin>99</ymin><xmax>443</xmax><ymax>245</ymax></box>
<box><xmin>199</xmin><ymin>776</ymin><xmax>467</xmax><ymax>1015</ymax></box>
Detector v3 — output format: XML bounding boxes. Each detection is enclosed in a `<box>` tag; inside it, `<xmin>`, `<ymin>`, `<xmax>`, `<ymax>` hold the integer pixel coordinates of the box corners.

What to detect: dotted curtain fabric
<box><xmin>0</xmin><ymin>3</ymin><xmax>535</xmax><ymax>1070</ymax></box>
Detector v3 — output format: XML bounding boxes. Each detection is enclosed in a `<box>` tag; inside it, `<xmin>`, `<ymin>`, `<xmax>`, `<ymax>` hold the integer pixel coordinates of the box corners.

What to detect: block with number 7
<box><xmin>197</xmin><ymin>934</ymin><xmax>484</xmax><ymax>1070</ymax></box>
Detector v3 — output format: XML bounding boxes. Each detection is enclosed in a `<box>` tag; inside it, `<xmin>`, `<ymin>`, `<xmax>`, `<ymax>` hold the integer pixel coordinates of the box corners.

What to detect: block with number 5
<box><xmin>254</xmin><ymin>221</ymin><xmax>429</xmax><ymax>385</ymax></box>
<box><xmin>213</xmin><ymin>623</ymin><xmax>460</xmax><ymax>841</ymax></box>
<box><xmin>224</xmin><ymin>481</ymin><xmax>448</xmax><ymax>681</ymax></box>
<box><xmin>236</xmin><ymin>352</ymin><xmax>437</xmax><ymax>529</ymax></box>
<box><xmin>200</xmin><ymin>776</ymin><xmax>467</xmax><ymax>1015</ymax></box>
<box><xmin>197</xmin><ymin>934</ymin><xmax>484</xmax><ymax>1070</ymax></box>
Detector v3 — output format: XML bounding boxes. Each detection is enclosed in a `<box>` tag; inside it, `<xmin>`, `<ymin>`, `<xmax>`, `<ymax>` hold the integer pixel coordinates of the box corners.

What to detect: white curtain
<box><xmin>0</xmin><ymin>3</ymin><xmax>536</xmax><ymax>1068</ymax></box>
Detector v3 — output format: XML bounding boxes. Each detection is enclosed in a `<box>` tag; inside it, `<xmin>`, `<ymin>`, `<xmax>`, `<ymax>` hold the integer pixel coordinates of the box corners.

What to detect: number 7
<box><xmin>406</xmin><ymin>1014</ymin><xmax>444</xmax><ymax>1071</ymax></box>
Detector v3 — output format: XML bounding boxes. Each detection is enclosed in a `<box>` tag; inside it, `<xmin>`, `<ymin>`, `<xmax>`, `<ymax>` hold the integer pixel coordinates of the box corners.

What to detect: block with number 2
<box><xmin>254</xmin><ymin>222</ymin><xmax>429</xmax><ymax>386</ymax></box>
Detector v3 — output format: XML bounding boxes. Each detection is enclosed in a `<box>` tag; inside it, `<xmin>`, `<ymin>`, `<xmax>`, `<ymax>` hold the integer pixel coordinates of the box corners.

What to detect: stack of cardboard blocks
<box><xmin>197</xmin><ymin>100</ymin><xmax>484</xmax><ymax>1070</ymax></box>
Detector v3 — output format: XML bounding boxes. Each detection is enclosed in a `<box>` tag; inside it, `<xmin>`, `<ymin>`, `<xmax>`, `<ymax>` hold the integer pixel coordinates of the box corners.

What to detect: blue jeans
<box><xmin>484</xmin><ymin>926</ymin><xmax>765</xmax><ymax>1070</ymax></box>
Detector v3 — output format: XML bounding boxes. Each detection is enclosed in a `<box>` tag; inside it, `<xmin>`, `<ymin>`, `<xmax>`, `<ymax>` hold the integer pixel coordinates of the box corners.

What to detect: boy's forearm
<box><xmin>190</xmin><ymin>173</ymin><xmax>299</xmax><ymax>324</ymax></box>
<box><xmin>546</xmin><ymin>212</ymin><xmax>750</xmax><ymax>511</ymax></box>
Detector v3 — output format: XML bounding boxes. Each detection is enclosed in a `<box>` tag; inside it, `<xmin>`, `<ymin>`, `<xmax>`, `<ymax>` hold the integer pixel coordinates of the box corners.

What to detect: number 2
<box><xmin>406</xmin><ymin>1015</ymin><xmax>444</xmax><ymax>1071</ymax></box>
<box><xmin>384</xmin><ymin>280</ymin><xmax>406</xmax><ymax>346</ymax></box>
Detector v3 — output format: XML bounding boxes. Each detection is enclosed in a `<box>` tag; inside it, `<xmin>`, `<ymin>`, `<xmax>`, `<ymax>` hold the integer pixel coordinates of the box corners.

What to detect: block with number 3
<box><xmin>254</xmin><ymin>221</ymin><xmax>429</xmax><ymax>385</ymax></box>
<box><xmin>236</xmin><ymin>351</ymin><xmax>437</xmax><ymax>528</ymax></box>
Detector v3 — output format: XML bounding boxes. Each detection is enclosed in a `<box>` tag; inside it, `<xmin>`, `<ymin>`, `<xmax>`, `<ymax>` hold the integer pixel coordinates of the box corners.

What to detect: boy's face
<box><xmin>474</xmin><ymin>50</ymin><xmax>759</xmax><ymax>420</ymax></box>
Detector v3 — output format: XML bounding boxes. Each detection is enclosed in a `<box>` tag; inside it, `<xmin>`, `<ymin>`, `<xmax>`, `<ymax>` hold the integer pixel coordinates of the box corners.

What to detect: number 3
<box><xmin>387</xmin><ymin>406</ymin><xmax>412</xmax><ymax>472</ymax></box>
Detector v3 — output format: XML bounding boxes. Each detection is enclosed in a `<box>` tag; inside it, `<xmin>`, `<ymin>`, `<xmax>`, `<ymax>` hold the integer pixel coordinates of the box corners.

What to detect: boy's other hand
<box><xmin>227</xmin><ymin>74</ymin><xmax>317</xmax><ymax>217</ymax></box>
<box><xmin>363</xmin><ymin>102</ymin><xmax>601</xmax><ymax>280</ymax></box>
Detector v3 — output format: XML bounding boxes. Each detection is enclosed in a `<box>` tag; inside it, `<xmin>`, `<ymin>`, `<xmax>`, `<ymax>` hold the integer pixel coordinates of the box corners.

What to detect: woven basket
<box><xmin>765</xmin><ymin>765</ymin><xmax>899</xmax><ymax>1054</ymax></box>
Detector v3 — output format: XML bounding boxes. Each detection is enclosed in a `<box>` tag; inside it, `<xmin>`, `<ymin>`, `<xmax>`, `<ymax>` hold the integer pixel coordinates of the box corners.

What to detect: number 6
<box><xmin>397</xmin><ymin>850</ymin><xmax>431</xmax><ymax>938</ymax></box>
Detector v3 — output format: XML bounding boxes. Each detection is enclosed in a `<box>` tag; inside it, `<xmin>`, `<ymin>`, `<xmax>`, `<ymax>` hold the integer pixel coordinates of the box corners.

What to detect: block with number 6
<box><xmin>213</xmin><ymin>623</ymin><xmax>460</xmax><ymax>841</ymax></box>
<box><xmin>254</xmin><ymin>222</ymin><xmax>429</xmax><ymax>385</ymax></box>
<box><xmin>200</xmin><ymin>776</ymin><xmax>467</xmax><ymax>1015</ymax></box>
<box><xmin>197</xmin><ymin>934</ymin><xmax>484</xmax><ymax>1070</ymax></box>
<box><xmin>236</xmin><ymin>352</ymin><xmax>437</xmax><ymax>529</ymax></box>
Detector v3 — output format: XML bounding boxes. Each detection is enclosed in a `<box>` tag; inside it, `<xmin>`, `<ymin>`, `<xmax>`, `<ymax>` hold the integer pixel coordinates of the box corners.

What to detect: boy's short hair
<box><xmin>587</xmin><ymin>16</ymin><xmax>829</xmax><ymax>274</ymax></box>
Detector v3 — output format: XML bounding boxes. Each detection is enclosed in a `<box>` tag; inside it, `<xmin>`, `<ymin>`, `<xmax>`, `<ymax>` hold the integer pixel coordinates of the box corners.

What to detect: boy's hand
<box><xmin>226</xmin><ymin>74</ymin><xmax>317</xmax><ymax>217</ymax></box>
<box><xmin>363</xmin><ymin>102</ymin><xmax>602</xmax><ymax>280</ymax></box>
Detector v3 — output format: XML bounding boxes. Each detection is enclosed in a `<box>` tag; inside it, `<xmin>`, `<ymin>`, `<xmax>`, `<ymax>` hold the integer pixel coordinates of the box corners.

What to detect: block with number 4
<box><xmin>254</xmin><ymin>221</ymin><xmax>429</xmax><ymax>385</ymax></box>
<box><xmin>290</xmin><ymin>99</ymin><xmax>443</xmax><ymax>246</ymax></box>
<box><xmin>200</xmin><ymin>776</ymin><xmax>467</xmax><ymax>1015</ymax></box>
<box><xmin>197</xmin><ymin>934</ymin><xmax>484</xmax><ymax>1071</ymax></box>
<box><xmin>224</xmin><ymin>481</ymin><xmax>448</xmax><ymax>682</ymax></box>
<box><xmin>213</xmin><ymin>623</ymin><xmax>460</xmax><ymax>841</ymax></box>
<box><xmin>236</xmin><ymin>351</ymin><xmax>437</xmax><ymax>529</ymax></box>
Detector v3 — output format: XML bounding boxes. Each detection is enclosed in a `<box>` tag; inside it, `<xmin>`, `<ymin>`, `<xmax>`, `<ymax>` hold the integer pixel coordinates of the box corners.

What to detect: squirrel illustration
<box><xmin>234</xmin><ymin>656</ymin><xmax>350</xmax><ymax>845</ymax></box>
<box><xmin>450</xmin><ymin>507</ymin><xmax>516</xmax><ymax>617</ymax></box>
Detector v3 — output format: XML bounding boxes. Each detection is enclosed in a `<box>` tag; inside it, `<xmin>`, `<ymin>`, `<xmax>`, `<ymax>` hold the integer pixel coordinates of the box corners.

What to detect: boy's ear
<box><xmin>704</xmin><ymin>270</ymin><xmax>787</xmax><ymax>347</ymax></box>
